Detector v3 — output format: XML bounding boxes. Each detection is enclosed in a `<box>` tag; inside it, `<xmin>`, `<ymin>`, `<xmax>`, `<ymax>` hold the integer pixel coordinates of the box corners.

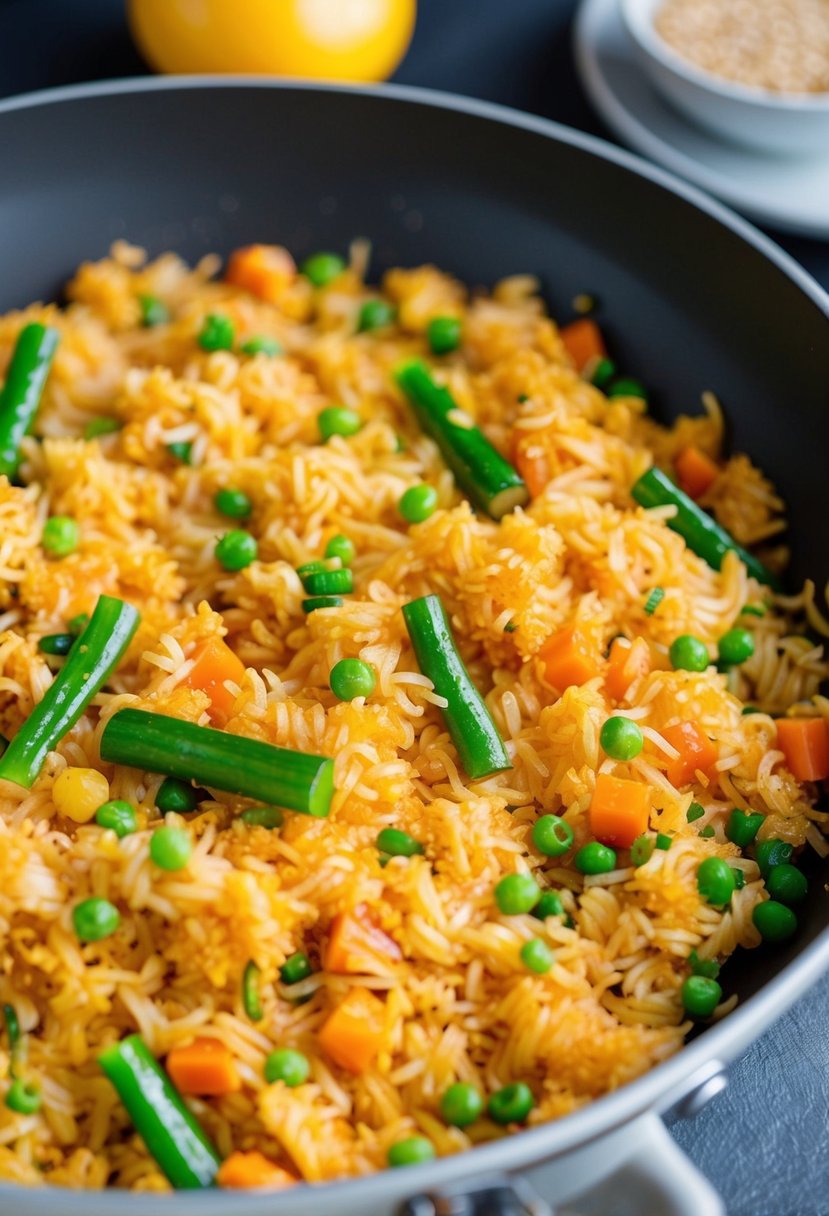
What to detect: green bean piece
<box><xmin>0</xmin><ymin>323</ymin><xmax>60</xmax><ymax>479</ymax></box>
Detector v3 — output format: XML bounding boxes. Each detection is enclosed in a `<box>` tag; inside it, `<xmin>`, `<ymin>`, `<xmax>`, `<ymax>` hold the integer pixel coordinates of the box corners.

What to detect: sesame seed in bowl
<box><xmin>620</xmin><ymin>0</ymin><xmax>829</xmax><ymax>154</ymax></box>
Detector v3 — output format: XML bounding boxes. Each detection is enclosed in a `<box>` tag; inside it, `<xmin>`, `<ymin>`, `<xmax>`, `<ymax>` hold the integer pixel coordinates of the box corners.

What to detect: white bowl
<box><xmin>620</xmin><ymin>0</ymin><xmax>829</xmax><ymax>155</ymax></box>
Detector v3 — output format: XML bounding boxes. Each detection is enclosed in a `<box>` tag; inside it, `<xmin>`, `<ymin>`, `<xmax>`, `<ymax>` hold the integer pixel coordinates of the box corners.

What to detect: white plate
<box><xmin>573</xmin><ymin>0</ymin><xmax>829</xmax><ymax>238</ymax></box>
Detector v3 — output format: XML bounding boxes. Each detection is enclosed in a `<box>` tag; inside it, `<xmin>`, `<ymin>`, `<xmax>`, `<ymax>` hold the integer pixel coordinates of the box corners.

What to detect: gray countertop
<box><xmin>0</xmin><ymin>1</ymin><xmax>827</xmax><ymax>1211</ymax></box>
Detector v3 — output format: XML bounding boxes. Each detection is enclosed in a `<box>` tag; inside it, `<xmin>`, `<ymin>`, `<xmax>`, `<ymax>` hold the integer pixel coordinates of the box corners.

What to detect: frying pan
<box><xmin>0</xmin><ymin>78</ymin><xmax>827</xmax><ymax>1216</ymax></box>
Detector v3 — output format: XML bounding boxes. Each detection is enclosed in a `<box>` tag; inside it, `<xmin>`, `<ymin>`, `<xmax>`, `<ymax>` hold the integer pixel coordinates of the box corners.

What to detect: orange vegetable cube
<box><xmin>589</xmin><ymin>773</ymin><xmax>650</xmax><ymax>848</ymax></box>
<box><xmin>606</xmin><ymin>637</ymin><xmax>651</xmax><ymax>702</ymax></box>
<box><xmin>514</xmin><ymin>442</ymin><xmax>551</xmax><ymax>498</ymax></box>
<box><xmin>663</xmin><ymin>721</ymin><xmax>718</xmax><ymax>787</ymax></box>
<box><xmin>182</xmin><ymin>635</ymin><xmax>246</xmax><ymax>723</ymax></box>
<box><xmin>166</xmin><ymin>1038</ymin><xmax>240</xmax><ymax>1096</ymax></box>
<box><xmin>225</xmin><ymin>243</ymin><xmax>296</xmax><ymax>304</ymax></box>
<box><xmin>325</xmin><ymin>905</ymin><xmax>402</xmax><ymax>975</ymax></box>
<box><xmin>538</xmin><ymin>624</ymin><xmax>603</xmax><ymax>692</ymax></box>
<box><xmin>674</xmin><ymin>446</ymin><xmax>719</xmax><ymax>500</ymax></box>
<box><xmin>317</xmin><ymin>987</ymin><xmax>387</xmax><ymax>1074</ymax></box>
<box><xmin>776</xmin><ymin>717</ymin><xmax>829</xmax><ymax>782</ymax></box>
<box><xmin>217</xmin><ymin>1151</ymin><xmax>297</xmax><ymax>1191</ymax></box>
<box><xmin>559</xmin><ymin>318</ymin><xmax>607</xmax><ymax>373</ymax></box>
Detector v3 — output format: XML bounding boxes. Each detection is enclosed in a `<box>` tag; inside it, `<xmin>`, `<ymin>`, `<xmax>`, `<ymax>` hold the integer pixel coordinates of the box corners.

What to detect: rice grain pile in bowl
<box><xmin>0</xmin><ymin>239</ymin><xmax>826</xmax><ymax>1192</ymax></box>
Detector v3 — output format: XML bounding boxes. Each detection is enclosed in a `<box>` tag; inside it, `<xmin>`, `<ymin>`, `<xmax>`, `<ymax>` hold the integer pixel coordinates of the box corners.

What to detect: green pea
<box><xmin>608</xmin><ymin>376</ymin><xmax>648</xmax><ymax>401</ymax></box>
<box><xmin>427</xmin><ymin>316</ymin><xmax>462</xmax><ymax>355</ymax></box>
<box><xmin>696</xmin><ymin>857</ymin><xmax>736</xmax><ymax>906</ymax></box>
<box><xmin>765</xmin><ymin>864</ymin><xmax>808</xmax><ymax>905</ymax></box>
<box><xmin>38</xmin><ymin>633</ymin><xmax>74</xmax><ymax>656</ymax></box>
<box><xmin>72</xmin><ymin>897</ymin><xmax>121</xmax><ymax>942</ymax></box>
<box><xmin>138</xmin><ymin>294</ymin><xmax>170</xmax><ymax>327</ymax></box>
<box><xmin>399</xmin><ymin>483</ymin><xmax>438</xmax><ymax>524</ymax></box>
<box><xmin>376</xmin><ymin>828</ymin><xmax>424</xmax><ymax>857</ymax></box>
<box><xmin>688</xmin><ymin>949</ymin><xmax>720</xmax><ymax>979</ymax></box>
<box><xmin>155</xmin><ymin>777</ymin><xmax>198</xmax><ymax>815</ymax></box>
<box><xmin>95</xmin><ymin>800</ymin><xmax>138</xmax><ymax>838</ymax></box>
<box><xmin>574</xmin><ymin>842</ymin><xmax>617</xmax><ymax>875</ymax></box>
<box><xmin>753</xmin><ymin>899</ymin><xmax>798</xmax><ymax>942</ymax></box>
<box><xmin>718</xmin><ymin>628</ymin><xmax>755</xmax><ymax>666</ymax></box>
<box><xmin>494</xmin><ymin>874</ymin><xmax>541</xmax><ymax>915</ymax></box>
<box><xmin>240</xmin><ymin>335</ymin><xmax>282</xmax><ymax>356</ymax></box>
<box><xmin>5</xmin><ymin>1078</ymin><xmax>41</xmax><ymax>1114</ymax></box>
<box><xmin>280</xmin><ymin>952</ymin><xmax>312</xmax><ymax>985</ymax></box>
<box><xmin>197</xmin><ymin>313</ymin><xmax>235</xmax><ymax>351</ymax></box>
<box><xmin>166</xmin><ymin>441</ymin><xmax>193</xmax><ymax>465</ymax></box>
<box><xmin>357</xmin><ymin>299</ymin><xmax>396</xmax><ymax>332</ymax></box>
<box><xmin>699</xmin><ymin>825</ymin><xmax>715</xmax><ymax>838</ymax></box>
<box><xmin>324</xmin><ymin>534</ymin><xmax>355</xmax><ymax>566</ymax></box>
<box><xmin>318</xmin><ymin>406</ymin><xmax>362</xmax><ymax>441</ymax></box>
<box><xmin>755</xmin><ymin>838</ymin><xmax>793</xmax><ymax>877</ymax></box>
<box><xmin>630</xmin><ymin>835</ymin><xmax>655</xmax><ymax>866</ymax></box>
<box><xmin>533</xmin><ymin>891</ymin><xmax>568</xmax><ymax>922</ymax></box>
<box><xmin>488</xmin><ymin>1081</ymin><xmax>534</xmax><ymax>1125</ymax></box>
<box><xmin>240</xmin><ymin>806</ymin><xmax>284</xmax><ymax>829</ymax></box>
<box><xmin>214</xmin><ymin>488</ymin><xmax>253</xmax><ymax>519</ymax></box>
<box><xmin>264</xmin><ymin>1048</ymin><xmax>310</xmax><ymax>1087</ymax></box>
<box><xmin>42</xmin><ymin>515</ymin><xmax>79</xmax><ymax>558</ymax></box>
<box><xmin>300</xmin><ymin>252</ymin><xmax>346</xmax><ymax>287</ymax></box>
<box><xmin>83</xmin><ymin>416</ymin><xmax>121</xmax><ymax>440</ymax></box>
<box><xmin>686</xmin><ymin>802</ymin><xmax>705</xmax><ymax>823</ymax></box>
<box><xmin>531</xmin><ymin>814</ymin><xmax>574</xmax><ymax>857</ymax></box>
<box><xmin>330</xmin><ymin>657</ymin><xmax>376</xmax><ymax>701</ymax></box>
<box><xmin>520</xmin><ymin>938</ymin><xmax>554</xmax><ymax>974</ymax></box>
<box><xmin>600</xmin><ymin>716</ymin><xmax>644</xmax><ymax>761</ymax></box>
<box><xmin>215</xmin><ymin>529</ymin><xmax>258</xmax><ymax>571</ymax></box>
<box><xmin>440</xmin><ymin>1082</ymin><xmax>484</xmax><ymax>1128</ymax></box>
<box><xmin>387</xmin><ymin>1137</ymin><xmax>436</xmax><ymax>1167</ymax></box>
<box><xmin>681</xmin><ymin>975</ymin><xmax>722</xmax><ymax>1018</ymax></box>
<box><xmin>669</xmin><ymin>634</ymin><xmax>710</xmax><ymax>672</ymax></box>
<box><xmin>149</xmin><ymin>826</ymin><xmax>192</xmax><ymax>871</ymax></box>
<box><xmin>725</xmin><ymin>809</ymin><xmax>764</xmax><ymax>847</ymax></box>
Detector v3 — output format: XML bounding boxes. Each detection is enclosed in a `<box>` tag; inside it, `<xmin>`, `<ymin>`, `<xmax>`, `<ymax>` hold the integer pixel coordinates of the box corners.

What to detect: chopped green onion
<box><xmin>100</xmin><ymin>708</ymin><xmax>334</xmax><ymax>817</ymax></box>
<box><xmin>357</xmin><ymin>299</ymin><xmax>396</xmax><ymax>332</ymax></box>
<box><xmin>302</xmin><ymin>596</ymin><xmax>344</xmax><ymax>613</ymax></box>
<box><xmin>632</xmin><ymin>467</ymin><xmax>779</xmax><ymax>588</ymax></box>
<box><xmin>740</xmin><ymin>604</ymin><xmax>767</xmax><ymax>617</ymax></box>
<box><xmin>644</xmin><ymin>587</ymin><xmax>665</xmax><ymax>615</ymax></box>
<box><xmin>655</xmin><ymin>833</ymin><xmax>672</xmax><ymax>850</ymax></box>
<box><xmin>699</xmin><ymin>825</ymin><xmax>715</xmax><ymax>838</ymax></box>
<box><xmin>590</xmin><ymin>357</ymin><xmax>616</xmax><ymax>388</ymax></box>
<box><xmin>302</xmin><ymin>568</ymin><xmax>353</xmax><ymax>596</ymax></box>
<box><xmin>240</xmin><ymin>805</ymin><xmax>283</xmax><ymax>829</ymax></box>
<box><xmin>0</xmin><ymin>323</ymin><xmax>60</xmax><ymax>480</ymax></box>
<box><xmin>240</xmin><ymin>335</ymin><xmax>282</xmax><ymax>357</ymax></box>
<box><xmin>5</xmin><ymin>1077</ymin><xmax>41</xmax><ymax>1114</ymax></box>
<box><xmin>67</xmin><ymin>613</ymin><xmax>89</xmax><ymax>635</ymax></box>
<box><xmin>242</xmin><ymin>961</ymin><xmax>263</xmax><ymax>1021</ymax></box>
<box><xmin>197</xmin><ymin>313</ymin><xmax>234</xmax><ymax>351</ymax></box>
<box><xmin>395</xmin><ymin>360</ymin><xmax>528</xmax><ymax>520</ymax></box>
<box><xmin>686</xmin><ymin>802</ymin><xmax>705</xmax><ymax>823</ymax></box>
<box><xmin>0</xmin><ymin>595</ymin><xmax>139</xmax><ymax>789</ymax></box>
<box><xmin>608</xmin><ymin>377</ymin><xmax>648</xmax><ymax>401</ymax></box>
<box><xmin>280</xmin><ymin>952</ymin><xmax>312</xmax><ymax>985</ymax></box>
<box><xmin>3</xmin><ymin>1005</ymin><xmax>21</xmax><ymax>1077</ymax></box>
<box><xmin>732</xmin><ymin>867</ymin><xmax>746</xmax><ymax>890</ymax></box>
<box><xmin>402</xmin><ymin>594</ymin><xmax>510</xmax><ymax>779</ymax></box>
<box><xmin>630</xmin><ymin>835</ymin><xmax>655</xmax><ymax>866</ymax></box>
<box><xmin>166</xmin><ymin>441</ymin><xmax>193</xmax><ymax>465</ymax></box>
<box><xmin>99</xmin><ymin>1035</ymin><xmax>220</xmax><ymax>1189</ymax></box>
<box><xmin>84</xmin><ymin>416</ymin><xmax>121</xmax><ymax>440</ymax></box>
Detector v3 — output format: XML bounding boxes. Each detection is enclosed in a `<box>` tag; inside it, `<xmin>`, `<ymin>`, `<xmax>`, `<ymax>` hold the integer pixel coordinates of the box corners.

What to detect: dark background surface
<box><xmin>0</xmin><ymin>2</ymin><xmax>827</xmax><ymax>1213</ymax></box>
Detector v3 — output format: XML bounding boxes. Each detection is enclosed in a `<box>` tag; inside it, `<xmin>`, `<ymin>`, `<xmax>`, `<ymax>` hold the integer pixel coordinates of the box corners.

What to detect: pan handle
<box><xmin>399</xmin><ymin>1114</ymin><xmax>724</xmax><ymax>1216</ymax></box>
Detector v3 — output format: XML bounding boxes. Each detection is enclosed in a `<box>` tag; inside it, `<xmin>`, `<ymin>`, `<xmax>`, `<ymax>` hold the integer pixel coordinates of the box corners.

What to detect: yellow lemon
<box><xmin>128</xmin><ymin>0</ymin><xmax>417</xmax><ymax>83</ymax></box>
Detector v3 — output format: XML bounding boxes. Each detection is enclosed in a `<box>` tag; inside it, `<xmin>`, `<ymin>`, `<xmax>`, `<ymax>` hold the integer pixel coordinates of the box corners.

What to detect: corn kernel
<box><xmin>52</xmin><ymin>767</ymin><xmax>110</xmax><ymax>823</ymax></box>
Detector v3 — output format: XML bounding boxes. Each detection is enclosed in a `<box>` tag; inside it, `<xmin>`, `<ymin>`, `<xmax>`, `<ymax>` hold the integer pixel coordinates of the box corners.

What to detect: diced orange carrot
<box><xmin>225</xmin><ymin>244</ymin><xmax>296</xmax><ymax>304</ymax></box>
<box><xmin>662</xmin><ymin>721</ymin><xmax>718</xmax><ymax>788</ymax></box>
<box><xmin>776</xmin><ymin>717</ymin><xmax>829</xmax><ymax>782</ymax></box>
<box><xmin>606</xmin><ymin>637</ymin><xmax>651</xmax><ymax>702</ymax></box>
<box><xmin>559</xmin><ymin>318</ymin><xmax>607</xmax><ymax>373</ymax></box>
<box><xmin>674</xmin><ymin>446</ymin><xmax>719</xmax><ymax>500</ymax></box>
<box><xmin>325</xmin><ymin>905</ymin><xmax>402</xmax><ymax>975</ymax></box>
<box><xmin>217</xmin><ymin>1151</ymin><xmax>297</xmax><ymax>1191</ymax></box>
<box><xmin>589</xmin><ymin>773</ymin><xmax>650</xmax><ymax>848</ymax></box>
<box><xmin>514</xmin><ymin>444</ymin><xmax>551</xmax><ymax>498</ymax></box>
<box><xmin>538</xmin><ymin>624</ymin><xmax>603</xmax><ymax>692</ymax></box>
<box><xmin>317</xmin><ymin>987</ymin><xmax>387</xmax><ymax>1074</ymax></box>
<box><xmin>166</xmin><ymin>1038</ymin><xmax>241</xmax><ymax>1097</ymax></box>
<box><xmin>181</xmin><ymin>636</ymin><xmax>246</xmax><ymax>724</ymax></box>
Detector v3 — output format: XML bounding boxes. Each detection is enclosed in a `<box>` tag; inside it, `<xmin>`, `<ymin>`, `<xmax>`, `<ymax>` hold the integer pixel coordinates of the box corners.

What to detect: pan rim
<box><xmin>0</xmin><ymin>74</ymin><xmax>826</xmax><ymax>1207</ymax></box>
